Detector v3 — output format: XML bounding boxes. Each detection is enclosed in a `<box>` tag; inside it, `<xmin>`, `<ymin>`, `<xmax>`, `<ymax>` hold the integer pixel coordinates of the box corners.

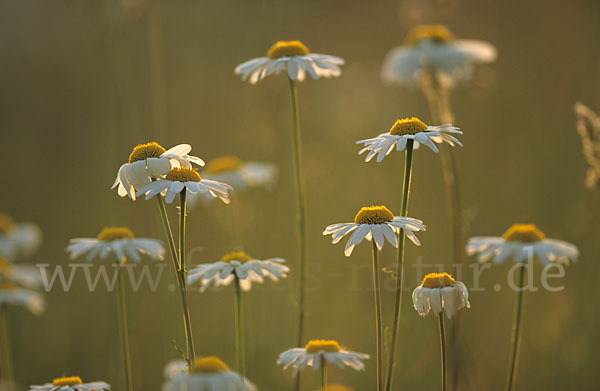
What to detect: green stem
<box><xmin>115</xmin><ymin>261</ymin><xmax>133</xmax><ymax>391</ymax></box>
<box><xmin>156</xmin><ymin>196</ymin><xmax>180</xmax><ymax>270</ymax></box>
<box><xmin>371</xmin><ymin>241</ymin><xmax>383</xmax><ymax>391</ymax></box>
<box><xmin>0</xmin><ymin>305</ymin><xmax>14</xmax><ymax>391</ymax></box>
<box><xmin>384</xmin><ymin>140</ymin><xmax>414</xmax><ymax>391</ymax></box>
<box><xmin>439</xmin><ymin>313</ymin><xmax>447</xmax><ymax>391</ymax></box>
<box><xmin>320</xmin><ymin>358</ymin><xmax>328</xmax><ymax>391</ymax></box>
<box><xmin>178</xmin><ymin>190</ymin><xmax>196</xmax><ymax>366</ymax></box>
<box><xmin>234</xmin><ymin>276</ymin><xmax>245</xmax><ymax>376</ymax></box>
<box><xmin>506</xmin><ymin>265</ymin><xmax>526</xmax><ymax>391</ymax></box>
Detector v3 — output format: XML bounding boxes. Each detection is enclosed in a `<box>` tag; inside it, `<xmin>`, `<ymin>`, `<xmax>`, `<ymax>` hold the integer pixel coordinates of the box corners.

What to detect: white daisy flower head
<box><xmin>0</xmin><ymin>258</ymin><xmax>43</xmax><ymax>289</ymax></box>
<box><xmin>162</xmin><ymin>356</ymin><xmax>256</xmax><ymax>391</ymax></box>
<box><xmin>235</xmin><ymin>40</ymin><xmax>344</xmax><ymax>84</ymax></box>
<box><xmin>412</xmin><ymin>272</ymin><xmax>470</xmax><ymax>319</ymax></box>
<box><xmin>323</xmin><ymin>205</ymin><xmax>426</xmax><ymax>257</ymax></box>
<box><xmin>357</xmin><ymin>117</ymin><xmax>462</xmax><ymax>162</ymax></box>
<box><xmin>466</xmin><ymin>224</ymin><xmax>579</xmax><ymax>266</ymax></box>
<box><xmin>136</xmin><ymin>167</ymin><xmax>233</xmax><ymax>204</ymax></box>
<box><xmin>0</xmin><ymin>283</ymin><xmax>44</xmax><ymax>315</ymax></box>
<box><xmin>381</xmin><ymin>24</ymin><xmax>497</xmax><ymax>88</ymax></box>
<box><xmin>202</xmin><ymin>155</ymin><xmax>277</xmax><ymax>191</ymax></box>
<box><xmin>0</xmin><ymin>213</ymin><xmax>42</xmax><ymax>260</ymax></box>
<box><xmin>66</xmin><ymin>227</ymin><xmax>165</xmax><ymax>263</ymax></box>
<box><xmin>277</xmin><ymin>339</ymin><xmax>369</xmax><ymax>376</ymax></box>
<box><xmin>112</xmin><ymin>142</ymin><xmax>205</xmax><ymax>200</ymax></box>
<box><xmin>29</xmin><ymin>376</ymin><xmax>110</xmax><ymax>391</ymax></box>
<box><xmin>187</xmin><ymin>251</ymin><xmax>289</xmax><ymax>292</ymax></box>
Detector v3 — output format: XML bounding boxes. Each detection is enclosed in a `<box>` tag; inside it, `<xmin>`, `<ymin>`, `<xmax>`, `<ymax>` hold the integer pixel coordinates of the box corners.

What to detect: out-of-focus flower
<box><xmin>381</xmin><ymin>24</ymin><xmax>496</xmax><ymax>87</ymax></box>
<box><xmin>202</xmin><ymin>155</ymin><xmax>277</xmax><ymax>191</ymax></box>
<box><xmin>574</xmin><ymin>102</ymin><xmax>600</xmax><ymax>190</ymax></box>
<box><xmin>0</xmin><ymin>283</ymin><xmax>44</xmax><ymax>315</ymax></box>
<box><xmin>235</xmin><ymin>40</ymin><xmax>344</xmax><ymax>84</ymax></box>
<box><xmin>466</xmin><ymin>224</ymin><xmax>579</xmax><ymax>265</ymax></box>
<box><xmin>162</xmin><ymin>357</ymin><xmax>256</xmax><ymax>391</ymax></box>
<box><xmin>412</xmin><ymin>273</ymin><xmax>470</xmax><ymax>319</ymax></box>
<box><xmin>0</xmin><ymin>258</ymin><xmax>42</xmax><ymax>289</ymax></box>
<box><xmin>0</xmin><ymin>213</ymin><xmax>42</xmax><ymax>260</ymax></box>
<box><xmin>356</xmin><ymin>117</ymin><xmax>462</xmax><ymax>162</ymax></box>
<box><xmin>29</xmin><ymin>376</ymin><xmax>110</xmax><ymax>391</ymax></box>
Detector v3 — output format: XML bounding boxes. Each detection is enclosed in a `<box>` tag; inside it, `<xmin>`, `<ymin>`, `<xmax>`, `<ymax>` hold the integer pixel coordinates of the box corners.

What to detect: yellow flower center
<box><xmin>267</xmin><ymin>40</ymin><xmax>310</xmax><ymax>59</ymax></box>
<box><xmin>128</xmin><ymin>142</ymin><xmax>166</xmax><ymax>163</ymax></box>
<box><xmin>404</xmin><ymin>24</ymin><xmax>455</xmax><ymax>46</ymax></box>
<box><xmin>52</xmin><ymin>377</ymin><xmax>83</xmax><ymax>386</ymax></box>
<box><xmin>97</xmin><ymin>227</ymin><xmax>134</xmax><ymax>241</ymax></box>
<box><xmin>0</xmin><ymin>283</ymin><xmax>17</xmax><ymax>291</ymax></box>
<box><xmin>305</xmin><ymin>340</ymin><xmax>342</xmax><ymax>353</ymax></box>
<box><xmin>165</xmin><ymin>167</ymin><xmax>202</xmax><ymax>182</ymax></box>
<box><xmin>324</xmin><ymin>386</ymin><xmax>354</xmax><ymax>391</ymax></box>
<box><xmin>0</xmin><ymin>258</ymin><xmax>13</xmax><ymax>274</ymax></box>
<box><xmin>219</xmin><ymin>251</ymin><xmax>253</xmax><ymax>264</ymax></box>
<box><xmin>0</xmin><ymin>213</ymin><xmax>15</xmax><ymax>234</ymax></box>
<box><xmin>203</xmin><ymin>155</ymin><xmax>243</xmax><ymax>174</ymax></box>
<box><xmin>189</xmin><ymin>356</ymin><xmax>229</xmax><ymax>374</ymax></box>
<box><xmin>421</xmin><ymin>273</ymin><xmax>456</xmax><ymax>289</ymax></box>
<box><xmin>502</xmin><ymin>224</ymin><xmax>546</xmax><ymax>242</ymax></box>
<box><xmin>389</xmin><ymin>117</ymin><xmax>429</xmax><ymax>136</ymax></box>
<box><xmin>354</xmin><ymin>206</ymin><xmax>394</xmax><ymax>225</ymax></box>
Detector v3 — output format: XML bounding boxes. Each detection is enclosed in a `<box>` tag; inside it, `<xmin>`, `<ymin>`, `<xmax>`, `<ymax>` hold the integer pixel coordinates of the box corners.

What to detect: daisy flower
<box><xmin>323</xmin><ymin>205</ymin><xmax>426</xmax><ymax>256</ymax></box>
<box><xmin>278</xmin><ymin>339</ymin><xmax>369</xmax><ymax>376</ymax></box>
<box><xmin>466</xmin><ymin>224</ymin><xmax>579</xmax><ymax>265</ymax></box>
<box><xmin>136</xmin><ymin>167</ymin><xmax>233</xmax><ymax>204</ymax></box>
<box><xmin>381</xmin><ymin>24</ymin><xmax>497</xmax><ymax>87</ymax></box>
<box><xmin>0</xmin><ymin>283</ymin><xmax>44</xmax><ymax>315</ymax></box>
<box><xmin>29</xmin><ymin>376</ymin><xmax>110</xmax><ymax>391</ymax></box>
<box><xmin>235</xmin><ymin>40</ymin><xmax>344</xmax><ymax>84</ymax></box>
<box><xmin>112</xmin><ymin>142</ymin><xmax>205</xmax><ymax>200</ymax></box>
<box><xmin>187</xmin><ymin>251</ymin><xmax>289</xmax><ymax>292</ymax></box>
<box><xmin>0</xmin><ymin>213</ymin><xmax>42</xmax><ymax>260</ymax></box>
<box><xmin>66</xmin><ymin>227</ymin><xmax>164</xmax><ymax>262</ymax></box>
<box><xmin>162</xmin><ymin>356</ymin><xmax>256</xmax><ymax>391</ymax></box>
<box><xmin>356</xmin><ymin>117</ymin><xmax>462</xmax><ymax>162</ymax></box>
<box><xmin>202</xmin><ymin>155</ymin><xmax>277</xmax><ymax>191</ymax></box>
<box><xmin>0</xmin><ymin>258</ymin><xmax>43</xmax><ymax>289</ymax></box>
<box><xmin>412</xmin><ymin>273</ymin><xmax>470</xmax><ymax>319</ymax></box>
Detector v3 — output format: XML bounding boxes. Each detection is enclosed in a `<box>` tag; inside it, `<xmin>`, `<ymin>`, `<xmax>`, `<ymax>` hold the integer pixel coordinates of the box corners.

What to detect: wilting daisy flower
<box><xmin>66</xmin><ymin>227</ymin><xmax>164</xmax><ymax>262</ymax></box>
<box><xmin>0</xmin><ymin>258</ymin><xmax>42</xmax><ymax>289</ymax></box>
<box><xmin>29</xmin><ymin>376</ymin><xmax>110</xmax><ymax>391</ymax></box>
<box><xmin>162</xmin><ymin>356</ymin><xmax>256</xmax><ymax>391</ymax></box>
<box><xmin>466</xmin><ymin>224</ymin><xmax>579</xmax><ymax>265</ymax></box>
<box><xmin>323</xmin><ymin>205</ymin><xmax>426</xmax><ymax>256</ymax></box>
<box><xmin>357</xmin><ymin>117</ymin><xmax>462</xmax><ymax>162</ymax></box>
<box><xmin>278</xmin><ymin>339</ymin><xmax>369</xmax><ymax>376</ymax></box>
<box><xmin>235</xmin><ymin>40</ymin><xmax>344</xmax><ymax>84</ymax></box>
<box><xmin>0</xmin><ymin>213</ymin><xmax>42</xmax><ymax>260</ymax></box>
<box><xmin>412</xmin><ymin>273</ymin><xmax>470</xmax><ymax>319</ymax></box>
<box><xmin>112</xmin><ymin>142</ymin><xmax>205</xmax><ymax>200</ymax></box>
<box><xmin>0</xmin><ymin>283</ymin><xmax>44</xmax><ymax>315</ymax></box>
<box><xmin>381</xmin><ymin>24</ymin><xmax>497</xmax><ymax>87</ymax></box>
<box><xmin>187</xmin><ymin>251</ymin><xmax>289</xmax><ymax>292</ymax></box>
<box><xmin>136</xmin><ymin>167</ymin><xmax>233</xmax><ymax>204</ymax></box>
<box><xmin>202</xmin><ymin>155</ymin><xmax>277</xmax><ymax>191</ymax></box>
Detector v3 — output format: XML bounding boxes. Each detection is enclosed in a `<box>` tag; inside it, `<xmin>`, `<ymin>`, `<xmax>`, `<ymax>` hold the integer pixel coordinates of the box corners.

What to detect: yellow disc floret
<box><xmin>97</xmin><ymin>227</ymin><xmax>134</xmax><ymax>241</ymax></box>
<box><xmin>52</xmin><ymin>376</ymin><xmax>83</xmax><ymax>386</ymax></box>
<box><xmin>165</xmin><ymin>167</ymin><xmax>202</xmax><ymax>182</ymax></box>
<box><xmin>267</xmin><ymin>40</ymin><xmax>310</xmax><ymax>59</ymax></box>
<box><xmin>0</xmin><ymin>283</ymin><xmax>17</xmax><ymax>291</ymax></box>
<box><xmin>203</xmin><ymin>155</ymin><xmax>243</xmax><ymax>174</ymax></box>
<box><xmin>305</xmin><ymin>339</ymin><xmax>342</xmax><ymax>353</ymax></box>
<box><xmin>0</xmin><ymin>213</ymin><xmax>15</xmax><ymax>234</ymax></box>
<box><xmin>354</xmin><ymin>206</ymin><xmax>394</xmax><ymax>225</ymax></box>
<box><xmin>389</xmin><ymin>117</ymin><xmax>429</xmax><ymax>136</ymax></box>
<box><xmin>421</xmin><ymin>272</ymin><xmax>456</xmax><ymax>289</ymax></box>
<box><xmin>219</xmin><ymin>251</ymin><xmax>253</xmax><ymax>264</ymax></box>
<box><xmin>189</xmin><ymin>356</ymin><xmax>229</xmax><ymax>374</ymax></box>
<box><xmin>502</xmin><ymin>224</ymin><xmax>545</xmax><ymax>242</ymax></box>
<box><xmin>0</xmin><ymin>258</ymin><xmax>13</xmax><ymax>275</ymax></box>
<box><xmin>404</xmin><ymin>24</ymin><xmax>455</xmax><ymax>46</ymax></box>
<box><xmin>128</xmin><ymin>142</ymin><xmax>166</xmax><ymax>163</ymax></box>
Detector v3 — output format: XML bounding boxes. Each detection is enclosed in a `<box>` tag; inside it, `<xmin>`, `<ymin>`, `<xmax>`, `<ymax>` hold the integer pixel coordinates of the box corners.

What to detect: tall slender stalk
<box><xmin>506</xmin><ymin>265</ymin><xmax>526</xmax><ymax>391</ymax></box>
<box><xmin>384</xmin><ymin>139</ymin><xmax>414</xmax><ymax>391</ymax></box>
<box><xmin>320</xmin><ymin>358</ymin><xmax>328</xmax><ymax>391</ymax></box>
<box><xmin>115</xmin><ymin>260</ymin><xmax>133</xmax><ymax>391</ymax></box>
<box><xmin>371</xmin><ymin>241</ymin><xmax>383</xmax><ymax>391</ymax></box>
<box><xmin>438</xmin><ymin>313</ymin><xmax>447</xmax><ymax>391</ymax></box>
<box><xmin>234</xmin><ymin>276</ymin><xmax>245</xmax><ymax>376</ymax></box>
<box><xmin>178</xmin><ymin>190</ymin><xmax>196</xmax><ymax>365</ymax></box>
<box><xmin>0</xmin><ymin>304</ymin><xmax>14</xmax><ymax>391</ymax></box>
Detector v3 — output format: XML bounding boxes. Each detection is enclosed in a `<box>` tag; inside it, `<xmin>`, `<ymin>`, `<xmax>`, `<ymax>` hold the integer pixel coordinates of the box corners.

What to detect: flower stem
<box><xmin>0</xmin><ymin>304</ymin><xmax>14</xmax><ymax>391</ymax></box>
<box><xmin>384</xmin><ymin>139</ymin><xmax>414</xmax><ymax>391</ymax></box>
<box><xmin>506</xmin><ymin>265</ymin><xmax>526</xmax><ymax>391</ymax></box>
<box><xmin>178</xmin><ymin>190</ymin><xmax>196</xmax><ymax>366</ymax></box>
<box><xmin>438</xmin><ymin>313</ymin><xmax>447</xmax><ymax>391</ymax></box>
<box><xmin>320</xmin><ymin>358</ymin><xmax>328</xmax><ymax>391</ymax></box>
<box><xmin>371</xmin><ymin>241</ymin><xmax>383</xmax><ymax>391</ymax></box>
<box><xmin>115</xmin><ymin>261</ymin><xmax>133</xmax><ymax>391</ymax></box>
<box><xmin>234</xmin><ymin>275</ymin><xmax>245</xmax><ymax>377</ymax></box>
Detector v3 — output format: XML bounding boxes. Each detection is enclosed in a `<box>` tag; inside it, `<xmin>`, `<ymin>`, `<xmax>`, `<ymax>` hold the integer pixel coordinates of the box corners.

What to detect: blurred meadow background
<box><xmin>2</xmin><ymin>0</ymin><xmax>600</xmax><ymax>389</ymax></box>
